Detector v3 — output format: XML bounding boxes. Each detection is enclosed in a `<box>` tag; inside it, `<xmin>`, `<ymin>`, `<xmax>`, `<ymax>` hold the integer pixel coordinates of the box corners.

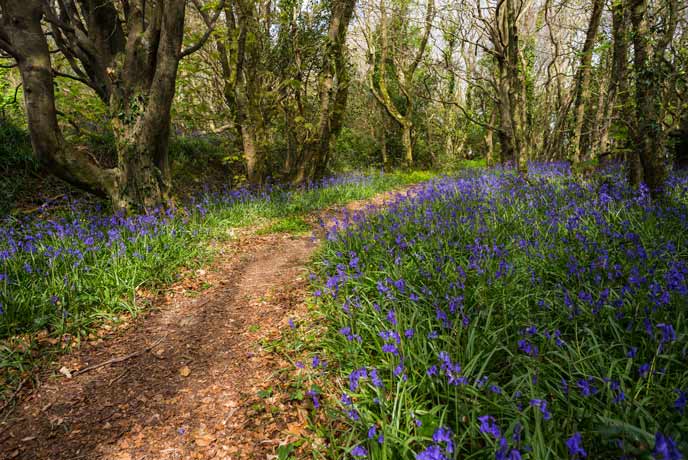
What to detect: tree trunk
<box><xmin>378</xmin><ymin>105</ymin><xmax>390</xmax><ymax>170</ymax></box>
<box><xmin>402</xmin><ymin>122</ymin><xmax>414</xmax><ymax>168</ymax></box>
<box><xmin>368</xmin><ymin>0</ymin><xmax>433</xmax><ymax>172</ymax></box>
<box><xmin>629</xmin><ymin>0</ymin><xmax>671</xmax><ymax>193</ymax></box>
<box><xmin>292</xmin><ymin>0</ymin><xmax>356</xmax><ymax>183</ymax></box>
<box><xmin>241</xmin><ymin>124</ymin><xmax>261</xmax><ymax>184</ymax></box>
<box><xmin>571</xmin><ymin>0</ymin><xmax>604</xmax><ymax>164</ymax></box>
<box><xmin>1</xmin><ymin>0</ymin><xmax>187</xmax><ymax>212</ymax></box>
<box><xmin>486</xmin><ymin>110</ymin><xmax>496</xmax><ymax>166</ymax></box>
<box><xmin>1</xmin><ymin>1</ymin><xmax>119</xmax><ymax>199</ymax></box>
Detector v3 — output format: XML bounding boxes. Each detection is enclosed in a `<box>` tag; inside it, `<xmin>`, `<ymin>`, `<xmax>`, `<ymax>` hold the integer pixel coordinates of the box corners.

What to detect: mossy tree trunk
<box><xmin>0</xmin><ymin>0</ymin><xmax>198</xmax><ymax>212</ymax></box>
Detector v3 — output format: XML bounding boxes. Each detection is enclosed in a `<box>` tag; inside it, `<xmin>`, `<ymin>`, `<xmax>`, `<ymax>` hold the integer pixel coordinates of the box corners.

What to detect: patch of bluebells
<box><xmin>0</xmin><ymin>172</ymin><xmax>385</xmax><ymax>336</ymax></box>
<box><xmin>312</xmin><ymin>164</ymin><xmax>688</xmax><ymax>458</ymax></box>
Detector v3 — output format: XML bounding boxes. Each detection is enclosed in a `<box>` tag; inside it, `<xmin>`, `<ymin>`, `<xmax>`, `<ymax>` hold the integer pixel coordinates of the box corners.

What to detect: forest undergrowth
<box><xmin>0</xmin><ymin>170</ymin><xmax>432</xmax><ymax>400</ymax></box>
<box><xmin>305</xmin><ymin>162</ymin><xmax>688</xmax><ymax>459</ymax></box>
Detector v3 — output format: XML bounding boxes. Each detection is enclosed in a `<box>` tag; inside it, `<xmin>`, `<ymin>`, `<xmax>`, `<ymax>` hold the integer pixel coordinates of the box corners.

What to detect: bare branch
<box><xmin>179</xmin><ymin>0</ymin><xmax>226</xmax><ymax>59</ymax></box>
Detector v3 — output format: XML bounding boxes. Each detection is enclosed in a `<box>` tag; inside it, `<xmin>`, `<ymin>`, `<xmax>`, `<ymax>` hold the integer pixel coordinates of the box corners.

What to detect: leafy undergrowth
<box><xmin>308</xmin><ymin>163</ymin><xmax>688</xmax><ymax>459</ymax></box>
<box><xmin>0</xmin><ymin>170</ymin><xmax>433</xmax><ymax>398</ymax></box>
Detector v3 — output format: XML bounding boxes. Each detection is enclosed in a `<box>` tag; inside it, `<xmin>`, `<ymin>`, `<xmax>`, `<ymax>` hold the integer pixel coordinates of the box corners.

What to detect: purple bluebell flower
<box><xmin>416</xmin><ymin>445</ymin><xmax>446</xmax><ymax>460</ymax></box>
<box><xmin>639</xmin><ymin>363</ymin><xmax>651</xmax><ymax>377</ymax></box>
<box><xmin>529</xmin><ymin>399</ymin><xmax>552</xmax><ymax>420</ymax></box>
<box><xmin>478</xmin><ymin>415</ymin><xmax>501</xmax><ymax>439</ymax></box>
<box><xmin>517</xmin><ymin>339</ymin><xmax>539</xmax><ymax>357</ymax></box>
<box><xmin>351</xmin><ymin>445</ymin><xmax>368</xmax><ymax>457</ymax></box>
<box><xmin>432</xmin><ymin>426</ymin><xmax>454</xmax><ymax>453</ymax></box>
<box><xmin>675</xmin><ymin>389</ymin><xmax>687</xmax><ymax>414</ymax></box>
<box><xmin>652</xmin><ymin>432</ymin><xmax>682</xmax><ymax>460</ymax></box>
<box><xmin>657</xmin><ymin>323</ymin><xmax>677</xmax><ymax>344</ymax></box>
<box><xmin>566</xmin><ymin>432</ymin><xmax>586</xmax><ymax>458</ymax></box>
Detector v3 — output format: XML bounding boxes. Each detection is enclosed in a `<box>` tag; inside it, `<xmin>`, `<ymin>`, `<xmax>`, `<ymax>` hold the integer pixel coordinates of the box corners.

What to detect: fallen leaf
<box><xmin>286</xmin><ymin>422</ymin><xmax>306</xmax><ymax>436</ymax></box>
<box><xmin>194</xmin><ymin>433</ymin><xmax>215</xmax><ymax>447</ymax></box>
<box><xmin>59</xmin><ymin>366</ymin><xmax>72</xmax><ymax>378</ymax></box>
<box><xmin>179</xmin><ymin>366</ymin><xmax>191</xmax><ymax>377</ymax></box>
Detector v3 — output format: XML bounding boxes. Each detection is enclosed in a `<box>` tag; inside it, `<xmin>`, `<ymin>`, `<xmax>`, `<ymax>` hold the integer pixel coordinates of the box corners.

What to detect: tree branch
<box><xmin>179</xmin><ymin>0</ymin><xmax>226</xmax><ymax>59</ymax></box>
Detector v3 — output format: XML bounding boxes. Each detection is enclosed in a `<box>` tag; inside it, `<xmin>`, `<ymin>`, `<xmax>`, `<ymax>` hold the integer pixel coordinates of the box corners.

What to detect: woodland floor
<box><xmin>0</xmin><ymin>188</ymin><xmax>409</xmax><ymax>460</ymax></box>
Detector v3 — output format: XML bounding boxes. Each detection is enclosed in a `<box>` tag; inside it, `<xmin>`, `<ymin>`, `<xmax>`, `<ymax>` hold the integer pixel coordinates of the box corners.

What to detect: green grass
<box><xmin>0</xmin><ymin>169</ymin><xmax>433</xmax><ymax>399</ymax></box>
<box><xmin>305</xmin><ymin>165</ymin><xmax>688</xmax><ymax>459</ymax></box>
<box><xmin>257</xmin><ymin>216</ymin><xmax>312</xmax><ymax>235</ymax></box>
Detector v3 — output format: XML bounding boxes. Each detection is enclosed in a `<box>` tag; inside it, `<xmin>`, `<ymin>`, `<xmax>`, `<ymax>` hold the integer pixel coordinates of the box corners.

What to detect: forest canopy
<box><xmin>0</xmin><ymin>0</ymin><xmax>686</xmax><ymax>210</ymax></box>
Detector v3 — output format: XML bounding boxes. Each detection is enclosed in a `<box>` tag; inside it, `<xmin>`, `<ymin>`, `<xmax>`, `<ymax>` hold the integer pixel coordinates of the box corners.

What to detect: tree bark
<box><xmin>292</xmin><ymin>0</ymin><xmax>356</xmax><ymax>183</ymax></box>
<box><xmin>368</xmin><ymin>0</ymin><xmax>434</xmax><ymax>170</ymax></box>
<box><xmin>0</xmin><ymin>0</ymin><xmax>189</xmax><ymax>211</ymax></box>
<box><xmin>570</xmin><ymin>0</ymin><xmax>604</xmax><ymax>164</ymax></box>
<box><xmin>0</xmin><ymin>0</ymin><xmax>119</xmax><ymax>199</ymax></box>
<box><xmin>629</xmin><ymin>0</ymin><xmax>676</xmax><ymax>193</ymax></box>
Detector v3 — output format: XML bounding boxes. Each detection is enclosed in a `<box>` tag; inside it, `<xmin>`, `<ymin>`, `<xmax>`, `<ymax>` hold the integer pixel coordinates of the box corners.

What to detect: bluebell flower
<box><xmin>341</xmin><ymin>393</ymin><xmax>353</xmax><ymax>406</ymax></box>
<box><xmin>478</xmin><ymin>415</ymin><xmax>501</xmax><ymax>439</ymax></box>
<box><xmin>529</xmin><ymin>399</ymin><xmax>552</xmax><ymax>420</ymax></box>
<box><xmin>306</xmin><ymin>389</ymin><xmax>320</xmax><ymax>409</ymax></box>
<box><xmin>674</xmin><ymin>389</ymin><xmax>686</xmax><ymax>414</ymax></box>
<box><xmin>517</xmin><ymin>339</ymin><xmax>538</xmax><ymax>357</ymax></box>
<box><xmin>416</xmin><ymin>445</ymin><xmax>446</xmax><ymax>460</ymax></box>
<box><xmin>652</xmin><ymin>432</ymin><xmax>682</xmax><ymax>460</ymax></box>
<box><xmin>364</xmin><ymin>368</ymin><xmax>382</xmax><ymax>388</ymax></box>
<box><xmin>639</xmin><ymin>363</ymin><xmax>651</xmax><ymax>377</ymax></box>
<box><xmin>657</xmin><ymin>323</ymin><xmax>677</xmax><ymax>344</ymax></box>
<box><xmin>577</xmin><ymin>378</ymin><xmax>598</xmax><ymax>397</ymax></box>
<box><xmin>566</xmin><ymin>432</ymin><xmax>587</xmax><ymax>458</ymax></box>
<box><xmin>432</xmin><ymin>426</ymin><xmax>454</xmax><ymax>453</ymax></box>
<box><xmin>351</xmin><ymin>445</ymin><xmax>368</xmax><ymax>457</ymax></box>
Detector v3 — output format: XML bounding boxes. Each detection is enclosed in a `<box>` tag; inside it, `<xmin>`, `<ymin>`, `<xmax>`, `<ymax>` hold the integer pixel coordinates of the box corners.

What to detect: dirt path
<box><xmin>0</xmin><ymin>189</ymin><xmax>409</xmax><ymax>460</ymax></box>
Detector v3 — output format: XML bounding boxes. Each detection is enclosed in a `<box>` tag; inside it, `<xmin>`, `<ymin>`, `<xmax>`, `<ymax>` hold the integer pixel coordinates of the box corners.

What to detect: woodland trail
<box><xmin>0</xmin><ymin>188</ymin><xmax>409</xmax><ymax>460</ymax></box>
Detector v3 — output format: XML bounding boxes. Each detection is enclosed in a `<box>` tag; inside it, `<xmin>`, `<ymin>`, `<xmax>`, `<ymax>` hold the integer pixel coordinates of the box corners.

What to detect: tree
<box><xmin>480</xmin><ymin>0</ymin><xmax>530</xmax><ymax>173</ymax></box>
<box><xmin>365</xmin><ymin>0</ymin><xmax>434</xmax><ymax>168</ymax></box>
<box><xmin>292</xmin><ymin>0</ymin><xmax>357</xmax><ymax>182</ymax></box>
<box><xmin>570</xmin><ymin>0</ymin><xmax>604</xmax><ymax>164</ymax></box>
<box><xmin>629</xmin><ymin>0</ymin><xmax>678</xmax><ymax>192</ymax></box>
<box><xmin>0</xmin><ymin>0</ymin><xmax>219</xmax><ymax>210</ymax></box>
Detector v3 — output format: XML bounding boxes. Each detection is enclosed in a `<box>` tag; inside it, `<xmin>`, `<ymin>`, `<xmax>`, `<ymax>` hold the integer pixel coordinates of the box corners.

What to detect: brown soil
<box><xmin>0</xmin><ymin>188</ymin><xmax>411</xmax><ymax>460</ymax></box>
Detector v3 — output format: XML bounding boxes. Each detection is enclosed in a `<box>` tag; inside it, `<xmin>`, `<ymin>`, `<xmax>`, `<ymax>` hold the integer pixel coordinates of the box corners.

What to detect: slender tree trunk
<box><xmin>402</xmin><ymin>122</ymin><xmax>414</xmax><ymax>168</ymax></box>
<box><xmin>378</xmin><ymin>104</ymin><xmax>390</xmax><ymax>170</ymax></box>
<box><xmin>486</xmin><ymin>110</ymin><xmax>497</xmax><ymax>166</ymax></box>
<box><xmin>571</xmin><ymin>0</ymin><xmax>604</xmax><ymax>164</ymax></box>
<box><xmin>292</xmin><ymin>0</ymin><xmax>355</xmax><ymax>183</ymax></box>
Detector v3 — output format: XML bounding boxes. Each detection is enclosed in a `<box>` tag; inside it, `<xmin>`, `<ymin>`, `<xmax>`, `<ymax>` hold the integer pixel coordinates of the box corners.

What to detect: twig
<box><xmin>18</xmin><ymin>194</ymin><xmax>67</xmax><ymax>214</ymax></box>
<box><xmin>107</xmin><ymin>369</ymin><xmax>130</xmax><ymax>386</ymax></box>
<box><xmin>72</xmin><ymin>336</ymin><xmax>166</xmax><ymax>376</ymax></box>
<box><xmin>0</xmin><ymin>375</ymin><xmax>30</xmax><ymax>414</ymax></box>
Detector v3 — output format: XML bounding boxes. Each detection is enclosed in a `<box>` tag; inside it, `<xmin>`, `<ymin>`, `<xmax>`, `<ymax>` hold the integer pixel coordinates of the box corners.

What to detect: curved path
<box><xmin>0</xmin><ymin>189</ymin><xmax>407</xmax><ymax>460</ymax></box>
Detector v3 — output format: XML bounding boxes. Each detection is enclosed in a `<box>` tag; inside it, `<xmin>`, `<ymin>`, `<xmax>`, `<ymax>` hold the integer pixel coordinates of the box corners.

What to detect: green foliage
<box><xmin>308</xmin><ymin>166</ymin><xmax>688</xmax><ymax>458</ymax></box>
<box><xmin>0</xmin><ymin>120</ymin><xmax>38</xmax><ymax>214</ymax></box>
<box><xmin>0</xmin><ymin>171</ymin><xmax>432</xmax><ymax>395</ymax></box>
<box><xmin>332</xmin><ymin>127</ymin><xmax>380</xmax><ymax>171</ymax></box>
<box><xmin>257</xmin><ymin>216</ymin><xmax>311</xmax><ymax>235</ymax></box>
